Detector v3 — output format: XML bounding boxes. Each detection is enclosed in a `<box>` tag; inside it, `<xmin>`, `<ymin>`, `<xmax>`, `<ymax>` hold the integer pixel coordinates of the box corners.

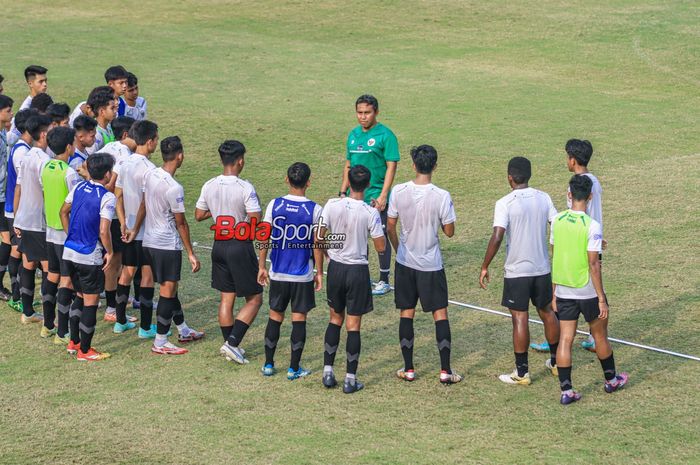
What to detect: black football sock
<box><xmin>156</xmin><ymin>296</ymin><xmax>175</xmax><ymax>336</ymax></box>
<box><xmin>323</xmin><ymin>322</ymin><xmax>342</xmax><ymax>367</ymax></box>
<box><xmin>378</xmin><ymin>247</ymin><xmax>391</xmax><ymax>283</ymax></box>
<box><xmin>435</xmin><ymin>319</ymin><xmax>452</xmax><ymax>373</ymax></box>
<box><xmin>549</xmin><ymin>341</ymin><xmax>559</xmax><ymax>366</ymax></box>
<box><xmin>79</xmin><ymin>305</ymin><xmax>98</xmax><ymax>353</ymax></box>
<box><xmin>8</xmin><ymin>255</ymin><xmax>21</xmax><ymax>301</ymax></box>
<box><xmin>69</xmin><ymin>296</ymin><xmax>84</xmax><ymax>344</ymax></box>
<box><xmin>105</xmin><ymin>289</ymin><xmax>117</xmax><ymax>310</ymax></box>
<box><xmin>0</xmin><ymin>242</ymin><xmax>10</xmax><ymax>286</ymax></box>
<box><xmin>515</xmin><ymin>351</ymin><xmax>529</xmax><ymax>377</ymax></box>
<box><xmin>399</xmin><ymin>317</ymin><xmax>415</xmax><ymax>371</ymax></box>
<box><xmin>172</xmin><ymin>295</ymin><xmax>185</xmax><ymax>326</ymax></box>
<box><xmin>558</xmin><ymin>366</ymin><xmax>573</xmax><ymax>391</ymax></box>
<box><xmin>227</xmin><ymin>319</ymin><xmax>250</xmax><ymax>347</ymax></box>
<box><xmin>41</xmin><ymin>279</ymin><xmax>59</xmax><ymax>330</ymax></box>
<box><xmin>346</xmin><ymin>330</ymin><xmax>361</xmax><ymax>376</ymax></box>
<box><xmin>220</xmin><ymin>325</ymin><xmax>233</xmax><ymax>341</ymax></box>
<box><xmin>56</xmin><ymin>286</ymin><xmax>72</xmax><ymax>338</ymax></box>
<box><xmin>290</xmin><ymin>321</ymin><xmax>306</xmax><ymax>371</ymax></box>
<box><xmin>139</xmin><ymin>286</ymin><xmax>154</xmax><ymax>331</ymax></box>
<box><xmin>19</xmin><ymin>266</ymin><xmax>35</xmax><ymax>317</ymax></box>
<box><xmin>264</xmin><ymin>318</ymin><xmax>281</xmax><ymax>366</ymax></box>
<box><xmin>599</xmin><ymin>352</ymin><xmax>616</xmax><ymax>381</ymax></box>
<box><xmin>115</xmin><ymin>284</ymin><xmax>130</xmax><ymax>325</ymax></box>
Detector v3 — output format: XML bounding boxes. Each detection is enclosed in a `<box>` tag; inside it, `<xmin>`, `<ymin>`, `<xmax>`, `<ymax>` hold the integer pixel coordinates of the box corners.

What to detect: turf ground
<box><xmin>0</xmin><ymin>1</ymin><xmax>698</xmax><ymax>464</ymax></box>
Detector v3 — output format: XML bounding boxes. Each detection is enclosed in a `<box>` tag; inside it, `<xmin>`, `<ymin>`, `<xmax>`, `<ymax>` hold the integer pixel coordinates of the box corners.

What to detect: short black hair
<box><xmin>87</xmin><ymin>85</ymin><xmax>114</xmax><ymax>101</ymax></box>
<box><xmin>87</xmin><ymin>89</ymin><xmax>114</xmax><ymax>114</ymax></box>
<box><xmin>508</xmin><ymin>156</ymin><xmax>532</xmax><ymax>184</ymax></box>
<box><xmin>349</xmin><ymin>165</ymin><xmax>371</xmax><ymax>192</ymax></box>
<box><xmin>104</xmin><ymin>65</ymin><xmax>129</xmax><ymax>83</ymax></box>
<box><xmin>569</xmin><ymin>174</ymin><xmax>593</xmax><ymax>201</ymax></box>
<box><xmin>73</xmin><ymin>114</ymin><xmax>98</xmax><ymax>133</ymax></box>
<box><xmin>355</xmin><ymin>94</ymin><xmax>378</xmax><ymax>111</ymax></box>
<box><xmin>47</xmin><ymin>126</ymin><xmax>76</xmax><ymax>155</ymax></box>
<box><xmin>111</xmin><ymin>116</ymin><xmax>135</xmax><ymax>140</ymax></box>
<box><xmin>127</xmin><ymin>72</ymin><xmax>138</xmax><ymax>88</ymax></box>
<box><xmin>24</xmin><ymin>65</ymin><xmax>47</xmax><ymax>81</ymax></box>
<box><xmin>25</xmin><ymin>114</ymin><xmax>52</xmax><ymax>141</ymax></box>
<box><xmin>218</xmin><ymin>140</ymin><xmax>246</xmax><ymax>165</ymax></box>
<box><xmin>287</xmin><ymin>162</ymin><xmax>311</xmax><ymax>188</ymax></box>
<box><xmin>411</xmin><ymin>145</ymin><xmax>438</xmax><ymax>174</ymax></box>
<box><xmin>29</xmin><ymin>93</ymin><xmax>53</xmax><ymax>113</ymax></box>
<box><xmin>0</xmin><ymin>94</ymin><xmax>13</xmax><ymax>110</ymax></box>
<box><xmin>47</xmin><ymin>102</ymin><xmax>70</xmax><ymax>123</ymax></box>
<box><xmin>565</xmin><ymin>139</ymin><xmax>593</xmax><ymax>167</ymax></box>
<box><xmin>87</xmin><ymin>152</ymin><xmax>115</xmax><ymax>180</ymax></box>
<box><xmin>14</xmin><ymin>109</ymin><xmax>38</xmax><ymax>134</ymax></box>
<box><xmin>161</xmin><ymin>136</ymin><xmax>183</xmax><ymax>162</ymax></box>
<box><xmin>130</xmin><ymin>120</ymin><xmax>158</xmax><ymax>145</ymax></box>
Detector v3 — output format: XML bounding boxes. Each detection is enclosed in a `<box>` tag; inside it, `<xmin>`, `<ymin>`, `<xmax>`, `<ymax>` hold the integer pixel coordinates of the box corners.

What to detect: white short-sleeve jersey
<box><xmin>100</xmin><ymin>141</ymin><xmax>131</xmax><ymax>177</ymax></box>
<box><xmin>116</xmin><ymin>153</ymin><xmax>155</xmax><ymax>240</ymax></box>
<box><xmin>195</xmin><ymin>175</ymin><xmax>261</xmax><ymax>223</ymax></box>
<box><xmin>14</xmin><ymin>147</ymin><xmax>51</xmax><ymax>232</ymax></box>
<box><xmin>321</xmin><ymin>197</ymin><xmax>384</xmax><ymax>265</ymax></box>
<box><xmin>142</xmin><ymin>168</ymin><xmax>186</xmax><ymax>251</ymax></box>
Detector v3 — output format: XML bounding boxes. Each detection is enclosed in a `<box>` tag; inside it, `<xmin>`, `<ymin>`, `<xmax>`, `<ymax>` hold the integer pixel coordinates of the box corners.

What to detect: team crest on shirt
<box><xmin>367</xmin><ymin>138</ymin><xmax>376</xmax><ymax>147</ymax></box>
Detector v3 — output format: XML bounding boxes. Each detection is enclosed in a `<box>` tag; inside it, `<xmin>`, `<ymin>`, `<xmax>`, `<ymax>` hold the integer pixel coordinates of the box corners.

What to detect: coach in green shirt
<box><xmin>339</xmin><ymin>95</ymin><xmax>399</xmax><ymax>295</ymax></box>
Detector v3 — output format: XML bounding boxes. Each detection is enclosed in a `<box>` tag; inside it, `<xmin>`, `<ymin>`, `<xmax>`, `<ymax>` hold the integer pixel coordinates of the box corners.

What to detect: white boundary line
<box><xmin>191</xmin><ymin>242</ymin><xmax>700</xmax><ymax>362</ymax></box>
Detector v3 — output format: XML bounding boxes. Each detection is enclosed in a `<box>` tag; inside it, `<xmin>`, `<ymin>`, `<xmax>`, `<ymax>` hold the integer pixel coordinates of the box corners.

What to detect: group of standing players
<box><xmin>0</xmin><ymin>66</ymin><xmax>628</xmax><ymax>402</ymax></box>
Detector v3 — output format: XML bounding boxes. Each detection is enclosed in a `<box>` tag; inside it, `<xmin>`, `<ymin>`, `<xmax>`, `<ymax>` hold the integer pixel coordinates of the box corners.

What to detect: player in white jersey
<box><xmin>115</xmin><ymin>120</ymin><xmax>158</xmax><ymax>337</ymax></box>
<box><xmin>9</xmin><ymin>66</ymin><xmax>47</xmax><ymax>137</ymax></box>
<box><xmin>13</xmin><ymin>114</ymin><xmax>52</xmax><ymax>325</ymax></box>
<box><xmin>129</xmin><ymin>136</ymin><xmax>203</xmax><ymax>354</ymax></box>
<box><xmin>479</xmin><ymin>157</ymin><xmax>561</xmax><ymax>385</ymax></box>
<box><xmin>99</xmin><ymin>116</ymin><xmax>137</xmax><ymax>323</ymax></box>
<box><xmin>317</xmin><ymin>165</ymin><xmax>385</xmax><ymax>394</ymax></box>
<box><xmin>195</xmin><ymin>140</ymin><xmax>263</xmax><ymax>365</ymax></box>
<box><xmin>387</xmin><ymin>145</ymin><xmax>462</xmax><ymax>385</ymax></box>
<box><xmin>124</xmin><ymin>73</ymin><xmax>147</xmax><ymax>121</ymax></box>
<box><xmin>69</xmin><ymin>115</ymin><xmax>97</xmax><ymax>176</ymax></box>
<box><xmin>0</xmin><ymin>95</ymin><xmax>14</xmax><ymax>301</ymax></box>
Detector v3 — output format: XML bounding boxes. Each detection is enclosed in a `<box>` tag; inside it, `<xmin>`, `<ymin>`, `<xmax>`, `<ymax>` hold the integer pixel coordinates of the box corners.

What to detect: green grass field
<box><xmin>1</xmin><ymin>1</ymin><xmax>698</xmax><ymax>464</ymax></box>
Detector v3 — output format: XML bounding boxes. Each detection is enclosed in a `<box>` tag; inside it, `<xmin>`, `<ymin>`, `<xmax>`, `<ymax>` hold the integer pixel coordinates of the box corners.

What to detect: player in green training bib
<box><xmin>339</xmin><ymin>95</ymin><xmax>399</xmax><ymax>296</ymax></box>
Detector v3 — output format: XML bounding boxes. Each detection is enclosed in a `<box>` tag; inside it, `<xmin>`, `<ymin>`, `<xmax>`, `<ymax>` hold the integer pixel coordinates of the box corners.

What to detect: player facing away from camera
<box><xmin>14</xmin><ymin>114</ymin><xmax>53</xmax><ymax>325</ymax></box>
<box><xmin>195</xmin><ymin>140</ymin><xmax>263</xmax><ymax>365</ymax></box>
<box><xmin>41</xmin><ymin>127</ymin><xmax>81</xmax><ymax>343</ymax></box>
<box><xmin>387</xmin><ymin>145</ymin><xmax>462</xmax><ymax>385</ymax></box>
<box><xmin>0</xmin><ymin>95</ymin><xmax>14</xmax><ymax>301</ymax></box>
<box><xmin>129</xmin><ymin>136</ymin><xmax>204</xmax><ymax>354</ymax></box>
<box><xmin>115</xmin><ymin>120</ymin><xmax>158</xmax><ymax>337</ymax></box>
<box><xmin>551</xmin><ymin>175</ymin><xmax>628</xmax><ymax>405</ymax></box>
<box><xmin>532</xmin><ymin>139</ymin><xmax>605</xmax><ymax>353</ymax></box>
<box><xmin>318</xmin><ymin>165</ymin><xmax>386</xmax><ymax>394</ymax></box>
<box><xmin>479</xmin><ymin>157</ymin><xmax>560</xmax><ymax>385</ymax></box>
<box><xmin>47</xmin><ymin>103</ymin><xmax>71</xmax><ymax>128</ymax></box>
<box><xmin>339</xmin><ymin>94</ymin><xmax>399</xmax><ymax>296</ymax></box>
<box><xmin>100</xmin><ymin>116</ymin><xmax>138</xmax><ymax>324</ymax></box>
<box><xmin>60</xmin><ymin>153</ymin><xmax>116</xmax><ymax>361</ymax></box>
<box><xmin>257</xmin><ymin>162</ymin><xmax>323</xmax><ymax>380</ymax></box>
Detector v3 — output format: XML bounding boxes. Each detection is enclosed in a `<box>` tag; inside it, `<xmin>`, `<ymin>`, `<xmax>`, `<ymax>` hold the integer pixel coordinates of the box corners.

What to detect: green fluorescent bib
<box><xmin>41</xmin><ymin>160</ymin><xmax>70</xmax><ymax>230</ymax></box>
<box><xmin>552</xmin><ymin>210</ymin><xmax>591</xmax><ymax>288</ymax></box>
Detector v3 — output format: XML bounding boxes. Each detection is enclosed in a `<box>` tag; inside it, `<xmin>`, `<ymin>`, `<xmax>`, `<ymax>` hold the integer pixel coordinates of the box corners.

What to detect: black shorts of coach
<box><xmin>47</xmin><ymin>242</ymin><xmax>71</xmax><ymax>276</ymax></box>
<box><xmin>502</xmin><ymin>273</ymin><xmax>553</xmax><ymax>311</ymax></box>
<box><xmin>7</xmin><ymin>218</ymin><xmax>19</xmax><ymax>246</ymax></box>
<box><xmin>0</xmin><ymin>202</ymin><xmax>9</xmax><ymax>233</ymax></box>
<box><xmin>18</xmin><ymin>230</ymin><xmax>48</xmax><ymax>262</ymax></box>
<box><xmin>269</xmin><ymin>280</ymin><xmax>315</xmax><ymax>314</ymax></box>
<box><xmin>555</xmin><ymin>297</ymin><xmax>603</xmax><ymax>323</ymax></box>
<box><xmin>65</xmin><ymin>260</ymin><xmax>105</xmax><ymax>295</ymax></box>
<box><xmin>110</xmin><ymin>219</ymin><xmax>125</xmax><ymax>254</ymax></box>
<box><xmin>210</xmin><ymin>240</ymin><xmax>263</xmax><ymax>297</ymax></box>
<box><xmin>326</xmin><ymin>260</ymin><xmax>373</xmax><ymax>316</ymax></box>
<box><xmin>394</xmin><ymin>261</ymin><xmax>448</xmax><ymax>313</ymax></box>
<box><xmin>144</xmin><ymin>247</ymin><xmax>181</xmax><ymax>284</ymax></box>
<box><xmin>122</xmin><ymin>239</ymin><xmax>145</xmax><ymax>267</ymax></box>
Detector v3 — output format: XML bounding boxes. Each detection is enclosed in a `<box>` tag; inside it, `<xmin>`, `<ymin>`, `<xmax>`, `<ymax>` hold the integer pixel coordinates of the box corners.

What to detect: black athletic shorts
<box><xmin>111</xmin><ymin>219</ymin><xmax>124</xmax><ymax>254</ymax></box>
<box><xmin>65</xmin><ymin>260</ymin><xmax>105</xmax><ymax>295</ymax></box>
<box><xmin>47</xmin><ymin>242</ymin><xmax>70</xmax><ymax>276</ymax></box>
<box><xmin>269</xmin><ymin>279</ymin><xmax>315</xmax><ymax>314</ymax></box>
<box><xmin>326</xmin><ymin>260</ymin><xmax>373</xmax><ymax>316</ymax></box>
<box><xmin>556</xmin><ymin>297</ymin><xmax>601</xmax><ymax>323</ymax></box>
<box><xmin>144</xmin><ymin>247</ymin><xmax>181</xmax><ymax>283</ymax></box>
<box><xmin>122</xmin><ymin>239</ymin><xmax>144</xmax><ymax>267</ymax></box>
<box><xmin>0</xmin><ymin>203</ymin><xmax>8</xmax><ymax>233</ymax></box>
<box><xmin>211</xmin><ymin>240</ymin><xmax>262</xmax><ymax>297</ymax></box>
<box><xmin>18</xmin><ymin>230</ymin><xmax>48</xmax><ymax>262</ymax></box>
<box><xmin>502</xmin><ymin>273</ymin><xmax>553</xmax><ymax>312</ymax></box>
<box><xmin>7</xmin><ymin>217</ymin><xmax>19</xmax><ymax>246</ymax></box>
<box><xmin>394</xmin><ymin>261</ymin><xmax>448</xmax><ymax>312</ymax></box>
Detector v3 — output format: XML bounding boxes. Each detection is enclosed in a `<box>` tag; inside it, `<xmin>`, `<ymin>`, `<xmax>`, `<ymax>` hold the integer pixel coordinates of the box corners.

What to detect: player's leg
<box><xmin>117</xmin><ymin>239</ymin><xmax>139</xmax><ymax>327</ymax></box>
<box><xmin>343</xmin><ymin>263</ymin><xmax>375</xmax><ymax>393</ymax></box>
<box><xmin>55</xmin><ymin>273</ymin><xmax>73</xmax><ymax>344</ymax></box>
<box><xmin>222</xmin><ymin>292</ymin><xmax>262</xmax><ymax>362</ymax></box>
<box><xmin>66</xmin><ymin>261</ymin><xmax>83</xmax><ymax>355</ymax></box>
<box><xmin>41</xmin><ymin>262</ymin><xmax>60</xmax><ymax>338</ymax></box>
<box><xmin>343</xmin><ymin>314</ymin><xmax>363</xmax><ymax>393</ymax></box>
<box><xmin>103</xmin><ymin>219</ymin><xmax>124</xmax><ymax>322</ymax></box>
<box><xmin>395</xmin><ymin>262</ymin><xmax>417</xmax><ymax>381</ymax></box>
<box><xmin>218</xmin><ymin>292</ymin><xmax>236</xmax><ymax>341</ymax></box>
<box><xmin>262</xmin><ymin>280</ymin><xmax>288</xmax><ymax>376</ymax></box>
<box><xmin>372</xmin><ymin>209</ymin><xmax>391</xmax><ymax>295</ymax></box>
<box><xmin>586</xmin><ymin>303</ymin><xmax>628</xmax><ymax>393</ymax></box>
<box><xmin>323</xmin><ymin>308</ymin><xmax>344</xmax><ymax>388</ymax></box>
<box><xmin>151</xmin><ymin>280</ymin><xmax>187</xmax><ymax>355</ymax></box>
<box><xmin>137</xmin><ymin>242</ymin><xmax>156</xmax><ymax>337</ymax></box>
<box><xmin>433</xmin><ymin>308</ymin><xmax>461</xmax><ymax>384</ymax></box>
<box><xmin>6</xmin><ymin>218</ymin><xmax>23</xmax><ymax>310</ymax></box>
<box><xmin>76</xmin><ymin>264</ymin><xmax>109</xmax><ymax>361</ymax></box>
<box><xmin>499</xmin><ymin>276</ymin><xmax>531</xmax><ymax>384</ymax></box>
<box><xmin>19</xmin><ymin>249</ymin><xmax>41</xmax><ymax>322</ymax></box>
<box><xmin>0</xmin><ymin>230</ymin><xmax>11</xmax><ymax>300</ymax></box>
<box><xmin>555</xmin><ymin>298</ymin><xmax>581</xmax><ymax>404</ymax></box>
<box><xmin>287</xmin><ymin>280</ymin><xmax>314</xmax><ymax>380</ymax></box>
<box><xmin>534</xmin><ymin>273</ymin><xmax>559</xmax><ymax>376</ymax></box>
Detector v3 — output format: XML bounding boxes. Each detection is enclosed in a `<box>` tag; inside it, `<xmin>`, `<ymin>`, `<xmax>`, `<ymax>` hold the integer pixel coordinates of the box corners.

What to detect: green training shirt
<box><xmin>41</xmin><ymin>159</ymin><xmax>72</xmax><ymax>231</ymax></box>
<box><xmin>551</xmin><ymin>210</ymin><xmax>592</xmax><ymax>288</ymax></box>
<box><xmin>346</xmin><ymin>123</ymin><xmax>400</xmax><ymax>204</ymax></box>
